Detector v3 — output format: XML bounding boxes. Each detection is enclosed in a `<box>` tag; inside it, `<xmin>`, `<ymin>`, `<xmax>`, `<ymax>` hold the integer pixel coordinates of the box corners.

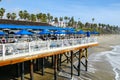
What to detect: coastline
<box><xmin>86</xmin><ymin>34</ymin><xmax>120</xmax><ymax>80</ymax></box>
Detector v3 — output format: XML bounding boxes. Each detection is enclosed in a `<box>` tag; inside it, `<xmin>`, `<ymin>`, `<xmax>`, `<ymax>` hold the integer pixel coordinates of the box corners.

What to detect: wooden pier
<box><xmin>0</xmin><ymin>37</ymin><xmax>98</xmax><ymax>80</ymax></box>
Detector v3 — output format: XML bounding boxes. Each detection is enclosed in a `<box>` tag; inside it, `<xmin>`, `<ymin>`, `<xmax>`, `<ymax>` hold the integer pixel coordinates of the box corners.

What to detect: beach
<box><xmin>80</xmin><ymin>34</ymin><xmax>120</xmax><ymax>80</ymax></box>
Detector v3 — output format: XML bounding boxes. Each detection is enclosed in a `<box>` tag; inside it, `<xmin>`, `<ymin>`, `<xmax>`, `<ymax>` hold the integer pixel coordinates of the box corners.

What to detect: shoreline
<box><xmin>86</xmin><ymin>34</ymin><xmax>120</xmax><ymax>80</ymax></box>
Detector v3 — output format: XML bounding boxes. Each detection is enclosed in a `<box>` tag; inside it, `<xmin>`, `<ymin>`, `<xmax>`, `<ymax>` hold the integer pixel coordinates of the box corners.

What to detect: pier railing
<box><xmin>0</xmin><ymin>37</ymin><xmax>97</xmax><ymax>60</ymax></box>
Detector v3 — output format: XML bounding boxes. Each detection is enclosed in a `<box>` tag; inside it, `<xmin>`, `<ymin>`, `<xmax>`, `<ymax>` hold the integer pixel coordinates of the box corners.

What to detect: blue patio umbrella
<box><xmin>67</xmin><ymin>30</ymin><xmax>76</xmax><ymax>34</ymax></box>
<box><xmin>77</xmin><ymin>30</ymin><xmax>85</xmax><ymax>34</ymax></box>
<box><xmin>38</xmin><ymin>29</ymin><xmax>51</xmax><ymax>34</ymax></box>
<box><xmin>15</xmin><ymin>30</ymin><xmax>33</xmax><ymax>35</ymax></box>
<box><xmin>0</xmin><ymin>31</ymin><xmax>6</xmax><ymax>35</ymax></box>
<box><xmin>54</xmin><ymin>30</ymin><xmax>66</xmax><ymax>34</ymax></box>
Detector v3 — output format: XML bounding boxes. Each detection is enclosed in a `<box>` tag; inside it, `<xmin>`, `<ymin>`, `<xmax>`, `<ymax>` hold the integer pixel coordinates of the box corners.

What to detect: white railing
<box><xmin>0</xmin><ymin>37</ymin><xmax>97</xmax><ymax>60</ymax></box>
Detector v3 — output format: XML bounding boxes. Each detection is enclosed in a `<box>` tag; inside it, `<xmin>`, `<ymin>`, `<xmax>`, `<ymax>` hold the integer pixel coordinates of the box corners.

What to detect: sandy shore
<box><xmin>90</xmin><ymin>34</ymin><xmax>120</xmax><ymax>53</ymax></box>
<box><xmin>83</xmin><ymin>34</ymin><xmax>120</xmax><ymax>80</ymax></box>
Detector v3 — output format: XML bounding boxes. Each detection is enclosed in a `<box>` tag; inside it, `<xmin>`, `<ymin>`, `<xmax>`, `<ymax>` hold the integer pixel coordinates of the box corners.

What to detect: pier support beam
<box><xmin>52</xmin><ymin>56</ymin><xmax>54</xmax><ymax>67</ymax></box>
<box><xmin>85</xmin><ymin>48</ymin><xmax>88</xmax><ymax>71</ymax></box>
<box><xmin>67</xmin><ymin>52</ymin><xmax>69</xmax><ymax>63</ymax></box>
<box><xmin>42</xmin><ymin>58</ymin><xmax>45</xmax><ymax>75</ymax></box>
<box><xmin>78</xmin><ymin>49</ymin><xmax>81</xmax><ymax>76</ymax></box>
<box><xmin>59</xmin><ymin>54</ymin><xmax>62</xmax><ymax>66</ymax></box>
<box><xmin>20</xmin><ymin>62</ymin><xmax>24</xmax><ymax>80</ymax></box>
<box><xmin>16</xmin><ymin>63</ymin><xmax>20</xmax><ymax>78</ymax></box>
<box><xmin>54</xmin><ymin>55</ymin><xmax>57</xmax><ymax>80</ymax></box>
<box><xmin>71</xmin><ymin>51</ymin><xmax>73</xmax><ymax>78</ymax></box>
<box><xmin>37</xmin><ymin>59</ymin><xmax>40</xmax><ymax>71</ymax></box>
<box><xmin>30</xmin><ymin>60</ymin><xmax>34</xmax><ymax>80</ymax></box>
<box><xmin>57</xmin><ymin>54</ymin><xmax>62</xmax><ymax>71</ymax></box>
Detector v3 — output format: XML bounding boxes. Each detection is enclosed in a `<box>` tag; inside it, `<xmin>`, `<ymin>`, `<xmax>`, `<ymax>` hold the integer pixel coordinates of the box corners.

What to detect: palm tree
<box><xmin>54</xmin><ymin>17</ymin><xmax>58</xmax><ymax>26</ymax></box>
<box><xmin>78</xmin><ymin>21</ymin><xmax>84</xmax><ymax>29</ymax></box>
<box><xmin>6</xmin><ymin>13</ymin><xmax>11</xmax><ymax>19</ymax></box>
<box><xmin>64</xmin><ymin>16</ymin><xmax>67</xmax><ymax>22</ymax></box>
<box><xmin>70</xmin><ymin>17</ymin><xmax>75</xmax><ymax>27</ymax></box>
<box><xmin>74</xmin><ymin>21</ymin><xmax>77</xmax><ymax>28</ymax></box>
<box><xmin>30</xmin><ymin>14</ymin><xmax>36</xmax><ymax>22</ymax></box>
<box><xmin>23</xmin><ymin>10</ymin><xmax>29</xmax><ymax>20</ymax></box>
<box><xmin>36</xmin><ymin>13</ymin><xmax>40</xmax><ymax>21</ymax></box>
<box><xmin>41</xmin><ymin>13</ymin><xmax>47</xmax><ymax>22</ymax></box>
<box><xmin>54</xmin><ymin>17</ymin><xmax>58</xmax><ymax>23</ymax></box>
<box><xmin>36</xmin><ymin>13</ymin><xmax>43</xmax><ymax>22</ymax></box>
<box><xmin>11</xmin><ymin>13</ymin><xmax>16</xmax><ymax>20</ymax></box>
<box><xmin>64</xmin><ymin>16</ymin><xmax>68</xmax><ymax>26</ymax></box>
<box><xmin>0</xmin><ymin>8</ymin><xmax>5</xmax><ymax>19</ymax></box>
<box><xmin>59</xmin><ymin>17</ymin><xmax>63</xmax><ymax>27</ymax></box>
<box><xmin>19</xmin><ymin>10</ymin><xmax>24</xmax><ymax>20</ymax></box>
<box><xmin>39</xmin><ymin>13</ymin><xmax>43</xmax><ymax>22</ymax></box>
<box><xmin>91</xmin><ymin>18</ymin><xmax>95</xmax><ymax>31</ymax></box>
<box><xmin>27</xmin><ymin>14</ymin><xmax>31</xmax><ymax>21</ymax></box>
<box><xmin>92</xmin><ymin>18</ymin><xmax>95</xmax><ymax>23</ymax></box>
<box><xmin>47</xmin><ymin>13</ymin><xmax>50</xmax><ymax>23</ymax></box>
<box><xmin>50</xmin><ymin>16</ymin><xmax>53</xmax><ymax>22</ymax></box>
<box><xmin>85</xmin><ymin>22</ymin><xmax>90</xmax><ymax>28</ymax></box>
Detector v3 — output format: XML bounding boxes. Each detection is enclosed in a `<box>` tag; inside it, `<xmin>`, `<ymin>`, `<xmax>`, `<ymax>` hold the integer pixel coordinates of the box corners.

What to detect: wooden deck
<box><xmin>0</xmin><ymin>37</ymin><xmax>98</xmax><ymax>80</ymax></box>
<box><xmin>0</xmin><ymin>42</ymin><xmax>98</xmax><ymax>67</ymax></box>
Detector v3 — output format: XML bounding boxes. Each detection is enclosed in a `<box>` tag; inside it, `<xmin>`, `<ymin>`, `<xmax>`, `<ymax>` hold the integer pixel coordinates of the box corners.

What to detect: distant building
<box><xmin>49</xmin><ymin>21</ymin><xmax>67</xmax><ymax>27</ymax></box>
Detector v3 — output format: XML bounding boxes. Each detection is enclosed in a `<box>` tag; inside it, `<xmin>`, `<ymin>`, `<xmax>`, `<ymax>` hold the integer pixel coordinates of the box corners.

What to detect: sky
<box><xmin>0</xmin><ymin>0</ymin><xmax>120</xmax><ymax>26</ymax></box>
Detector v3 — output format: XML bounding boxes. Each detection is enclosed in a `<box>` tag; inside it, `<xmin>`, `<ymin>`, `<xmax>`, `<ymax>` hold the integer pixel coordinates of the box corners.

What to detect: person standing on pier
<box><xmin>1</xmin><ymin>37</ymin><xmax>6</xmax><ymax>44</ymax></box>
<box><xmin>86</xmin><ymin>31</ymin><xmax>90</xmax><ymax>37</ymax></box>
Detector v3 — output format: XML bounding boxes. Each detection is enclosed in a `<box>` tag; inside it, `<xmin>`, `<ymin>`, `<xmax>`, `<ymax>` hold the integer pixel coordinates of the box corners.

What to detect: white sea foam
<box><xmin>105</xmin><ymin>46</ymin><xmax>120</xmax><ymax>80</ymax></box>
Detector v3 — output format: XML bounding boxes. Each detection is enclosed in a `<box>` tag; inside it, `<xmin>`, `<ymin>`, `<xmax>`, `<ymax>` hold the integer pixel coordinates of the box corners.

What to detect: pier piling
<box><xmin>42</xmin><ymin>58</ymin><xmax>45</xmax><ymax>75</ymax></box>
<box><xmin>71</xmin><ymin>51</ymin><xmax>73</xmax><ymax>78</ymax></box>
<box><xmin>30</xmin><ymin>60</ymin><xmax>34</xmax><ymax>80</ymax></box>
<box><xmin>20</xmin><ymin>62</ymin><xmax>24</xmax><ymax>80</ymax></box>
<box><xmin>78</xmin><ymin>49</ymin><xmax>81</xmax><ymax>76</ymax></box>
<box><xmin>54</xmin><ymin>55</ymin><xmax>57</xmax><ymax>80</ymax></box>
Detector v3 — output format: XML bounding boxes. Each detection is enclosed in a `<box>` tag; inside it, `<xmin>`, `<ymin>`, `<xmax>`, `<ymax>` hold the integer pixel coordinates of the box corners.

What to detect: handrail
<box><xmin>0</xmin><ymin>37</ymin><xmax>97</xmax><ymax>60</ymax></box>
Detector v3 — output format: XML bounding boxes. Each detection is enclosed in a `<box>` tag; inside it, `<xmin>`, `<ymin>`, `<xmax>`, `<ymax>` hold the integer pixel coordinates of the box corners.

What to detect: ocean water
<box><xmin>88</xmin><ymin>45</ymin><xmax>120</xmax><ymax>80</ymax></box>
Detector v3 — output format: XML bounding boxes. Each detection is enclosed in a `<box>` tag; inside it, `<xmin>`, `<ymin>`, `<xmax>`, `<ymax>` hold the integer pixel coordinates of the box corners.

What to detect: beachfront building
<box><xmin>49</xmin><ymin>21</ymin><xmax>66</xmax><ymax>27</ymax></box>
<box><xmin>0</xmin><ymin>22</ymin><xmax>98</xmax><ymax>80</ymax></box>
